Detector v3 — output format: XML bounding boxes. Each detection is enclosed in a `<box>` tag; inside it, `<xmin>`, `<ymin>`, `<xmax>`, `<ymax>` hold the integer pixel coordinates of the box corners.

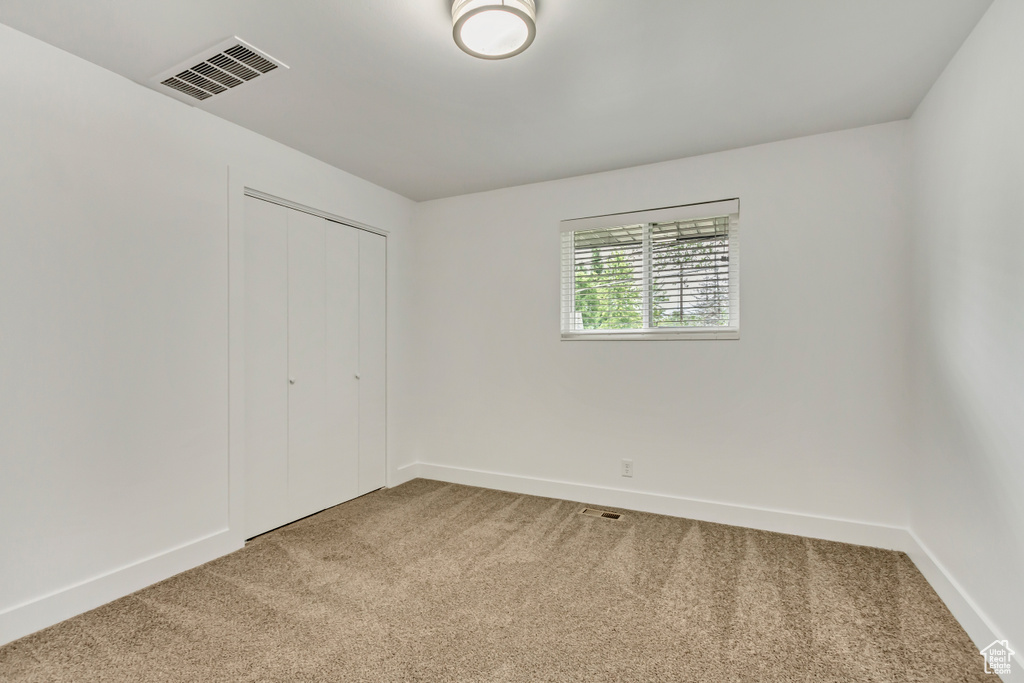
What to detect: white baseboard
<box><xmin>405</xmin><ymin>461</ymin><xmax>912</xmax><ymax>549</ymax></box>
<box><xmin>390</xmin><ymin>461</ymin><xmax>423</xmax><ymax>488</ymax></box>
<box><xmin>402</xmin><ymin>461</ymin><xmax>1019</xmax><ymax>678</ymax></box>
<box><xmin>5</xmin><ymin>465</ymin><xmax>1015</xmax><ymax>679</ymax></box>
<box><xmin>0</xmin><ymin>529</ymin><xmax>241</xmax><ymax>647</ymax></box>
<box><xmin>902</xmin><ymin>531</ymin><xmax>1022</xmax><ymax>678</ymax></box>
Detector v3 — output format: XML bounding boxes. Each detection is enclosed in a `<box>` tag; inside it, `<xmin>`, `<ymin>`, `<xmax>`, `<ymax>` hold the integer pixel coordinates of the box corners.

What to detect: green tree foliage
<box><xmin>574</xmin><ymin>248</ymin><xmax>642</xmax><ymax>330</ymax></box>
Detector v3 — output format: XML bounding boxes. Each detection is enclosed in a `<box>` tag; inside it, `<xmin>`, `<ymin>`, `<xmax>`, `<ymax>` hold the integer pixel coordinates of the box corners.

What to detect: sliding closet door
<box><xmin>244</xmin><ymin>198</ymin><xmax>290</xmax><ymax>538</ymax></box>
<box><xmin>358</xmin><ymin>231</ymin><xmax>387</xmax><ymax>493</ymax></box>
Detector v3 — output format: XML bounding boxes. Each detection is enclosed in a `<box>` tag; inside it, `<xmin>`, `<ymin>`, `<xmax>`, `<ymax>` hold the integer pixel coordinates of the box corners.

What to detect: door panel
<box><xmin>325</xmin><ymin>223</ymin><xmax>361</xmax><ymax>506</ymax></box>
<box><xmin>244</xmin><ymin>197</ymin><xmax>385</xmax><ymax>537</ymax></box>
<box><xmin>287</xmin><ymin>211</ymin><xmax>330</xmax><ymax>520</ymax></box>
<box><xmin>358</xmin><ymin>231</ymin><xmax>387</xmax><ymax>493</ymax></box>
<box><xmin>243</xmin><ymin>197</ymin><xmax>290</xmax><ymax>538</ymax></box>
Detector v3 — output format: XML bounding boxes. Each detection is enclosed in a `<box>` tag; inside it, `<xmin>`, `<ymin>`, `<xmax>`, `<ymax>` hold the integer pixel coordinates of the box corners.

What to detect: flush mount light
<box><xmin>452</xmin><ymin>0</ymin><xmax>536</xmax><ymax>60</ymax></box>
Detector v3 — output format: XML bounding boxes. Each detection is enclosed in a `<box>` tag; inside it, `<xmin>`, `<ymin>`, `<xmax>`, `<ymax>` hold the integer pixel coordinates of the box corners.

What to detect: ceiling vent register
<box><xmin>153</xmin><ymin>37</ymin><xmax>288</xmax><ymax>103</ymax></box>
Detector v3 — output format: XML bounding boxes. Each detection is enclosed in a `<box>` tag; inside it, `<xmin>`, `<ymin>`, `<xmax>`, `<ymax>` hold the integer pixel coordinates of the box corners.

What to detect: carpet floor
<box><xmin>0</xmin><ymin>479</ymin><xmax>987</xmax><ymax>682</ymax></box>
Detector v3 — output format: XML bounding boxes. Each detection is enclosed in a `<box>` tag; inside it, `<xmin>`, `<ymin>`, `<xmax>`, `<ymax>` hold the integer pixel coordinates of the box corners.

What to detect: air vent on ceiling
<box><xmin>152</xmin><ymin>37</ymin><xmax>288</xmax><ymax>104</ymax></box>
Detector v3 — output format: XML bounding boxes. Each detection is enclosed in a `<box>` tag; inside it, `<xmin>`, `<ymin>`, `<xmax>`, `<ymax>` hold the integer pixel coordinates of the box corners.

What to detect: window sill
<box><xmin>561</xmin><ymin>328</ymin><xmax>740</xmax><ymax>341</ymax></box>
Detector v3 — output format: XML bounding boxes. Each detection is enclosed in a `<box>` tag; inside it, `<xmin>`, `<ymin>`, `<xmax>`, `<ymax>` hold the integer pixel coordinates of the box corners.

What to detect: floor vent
<box><xmin>153</xmin><ymin>37</ymin><xmax>288</xmax><ymax>104</ymax></box>
<box><xmin>581</xmin><ymin>508</ymin><xmax>622</xmax><ymax>520</ymax></box>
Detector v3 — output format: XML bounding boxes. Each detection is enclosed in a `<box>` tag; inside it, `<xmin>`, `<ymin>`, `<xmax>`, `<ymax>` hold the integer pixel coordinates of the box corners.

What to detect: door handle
<box><xmin>289</xmin><ymin>377</ymin><xmax>296</xmax><ymax>385</ymax></box>
<box><xmin>354</xmin><ymin>373</ymin><xmax>361</xmax><ymax>380</ymax></box>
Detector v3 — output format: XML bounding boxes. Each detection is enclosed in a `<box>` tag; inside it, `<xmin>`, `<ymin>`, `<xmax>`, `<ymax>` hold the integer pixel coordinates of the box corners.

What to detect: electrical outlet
<box><xmin>621</xmin><ymin>459</ymin><xmax>634</xmax><ymax>478</ymax></box>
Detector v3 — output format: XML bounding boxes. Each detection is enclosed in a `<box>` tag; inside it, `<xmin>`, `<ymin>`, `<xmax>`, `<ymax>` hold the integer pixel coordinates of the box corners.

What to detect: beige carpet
<box><xmin>0</xmin><ymin>479</ymin><xmax>987</xmax><ymax>682</ymax></box>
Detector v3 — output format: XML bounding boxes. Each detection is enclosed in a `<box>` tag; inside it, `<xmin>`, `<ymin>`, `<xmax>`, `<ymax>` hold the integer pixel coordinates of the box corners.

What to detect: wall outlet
<box><xmin>621</xmin><ymin>459</ymin><xmax>634</xmax><ymax>478</ymax></box>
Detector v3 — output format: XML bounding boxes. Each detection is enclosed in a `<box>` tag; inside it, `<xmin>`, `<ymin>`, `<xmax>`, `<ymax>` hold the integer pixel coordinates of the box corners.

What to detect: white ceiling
<box><xmin>0</xmin><ymin>0</ymin><xmax>992</xmax><ymax>201</ymax></box>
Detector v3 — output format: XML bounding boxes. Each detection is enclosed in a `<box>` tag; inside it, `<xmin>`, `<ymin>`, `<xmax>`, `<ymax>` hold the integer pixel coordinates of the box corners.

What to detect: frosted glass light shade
<box><xmin>452</xmin><ymin>0</ymin><xmax>536</xmax><ymax>60</ymax></box>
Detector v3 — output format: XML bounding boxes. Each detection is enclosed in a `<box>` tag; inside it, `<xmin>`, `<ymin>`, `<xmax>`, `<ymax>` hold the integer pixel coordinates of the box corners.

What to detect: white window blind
<box><xmin>560</xmin><ymin>199</ymin><xmax>739</xmax><ymax>340</ymax></box>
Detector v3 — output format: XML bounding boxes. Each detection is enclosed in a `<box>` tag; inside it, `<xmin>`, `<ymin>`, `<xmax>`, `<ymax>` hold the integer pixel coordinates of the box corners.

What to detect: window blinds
<box><xmin>560</xmin><ymin>199</ymin><xmax>739</xmax><ymax>339</ymax></box>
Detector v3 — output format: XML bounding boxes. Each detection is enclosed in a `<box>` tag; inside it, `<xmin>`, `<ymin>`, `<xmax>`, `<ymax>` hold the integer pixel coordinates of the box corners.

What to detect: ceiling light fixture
<box><xmin>452</xmin><ymin>0</ymin><xmax>536</xmax><ymax>60</ymax></box>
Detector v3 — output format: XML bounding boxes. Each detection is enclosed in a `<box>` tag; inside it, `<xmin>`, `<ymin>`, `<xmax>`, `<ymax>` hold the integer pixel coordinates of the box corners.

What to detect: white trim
<box><xmin>903</xmin><ymin>531</ymin><xmax>1023</xmax><ymax>677</ymax></box>
<box><xmin>227</xmin><ymin>167</ymin><xmax>248</xmax><ymax>552</ymax></box>
<box><xmin>0</xmin><ymin>530</ymin><xmax>239</xmax><ymax>646</ymax></box>
<box><xmin>391</xmin><ymin>461</ymin><xmax>424</xmax><ymax>488</ymax></box>
<box><xmin>401</xmin><ymin>460</ymin><xmax>1017</xmax><ymax>676</ymax></box>
<box><xmin>562</xmin><ymin>328</ymin><xmax>740</xmax><ymax>341</ymax></box>
<box><xmin>409</xmin><ymin>461</ymin><xmax>910</xmax><ymax>549</ymax></box>
<box><xmin>560</xmin><ymin>198</ymin><xmax>739</xmax><ymax>232</ymax></box>
<box><xmin>245</xmin><ymin>189</ymin><xmax>389</xmax><ymax>237</ymax></box>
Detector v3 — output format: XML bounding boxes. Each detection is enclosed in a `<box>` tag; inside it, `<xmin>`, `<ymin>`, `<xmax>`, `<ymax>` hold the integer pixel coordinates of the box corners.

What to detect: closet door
<box><xmin>244</xmin><ymin>198</ymin><xmax>290</xmax><ymax>538</ymax></box>
<box><xmin>244</xmin><ymin>195</ymin><xmax>385</xmax><ymax>538</ymax></box>
<box><xmin>358</xmin><ymin>231</ymin><xmax>387</xmax><ymax>493</ymax></box>
<box><xmin>287</xmin><ymin>210</ymin><xmax>332</xmax><ymax>520</ymax></box>
<box><xmin>325</xmin><ymin>224</ymin><xmax>361</xmax><ymax>506</ymax></box>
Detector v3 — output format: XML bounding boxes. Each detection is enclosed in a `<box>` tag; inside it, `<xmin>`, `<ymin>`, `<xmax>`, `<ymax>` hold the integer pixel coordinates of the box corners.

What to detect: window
<box><xmin>560</xmin><ymin>199</ymin><xmax>739</xmax><ymax>340</ymax></box>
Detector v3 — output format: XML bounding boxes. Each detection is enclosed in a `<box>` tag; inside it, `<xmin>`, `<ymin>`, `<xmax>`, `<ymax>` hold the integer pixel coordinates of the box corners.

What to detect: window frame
<box><xmin>560</xmin><ymin>199</ymin><xmax>740</xmax><ymax>341</ymax></box>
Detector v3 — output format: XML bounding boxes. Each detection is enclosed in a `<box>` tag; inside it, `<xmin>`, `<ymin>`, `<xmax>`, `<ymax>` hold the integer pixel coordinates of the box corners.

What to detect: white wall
<box><xmin>909</xmin><ymin>0</ymin><xmax>1024</xmax><ymax>655</ymax></box>
<box><xmin>0</xmin><ymin>23</ymin><xmax>414</xmax><ymax>644</ymax></box>
<box><xmin>406</xmin><ymin>122</ymin><xmax>912</xmax><ymax>531</ymax></box>
<box><xmin>5</xmin><ymin>0</ymin><xmax>1017</xmax><ymax>660</ymax></box>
